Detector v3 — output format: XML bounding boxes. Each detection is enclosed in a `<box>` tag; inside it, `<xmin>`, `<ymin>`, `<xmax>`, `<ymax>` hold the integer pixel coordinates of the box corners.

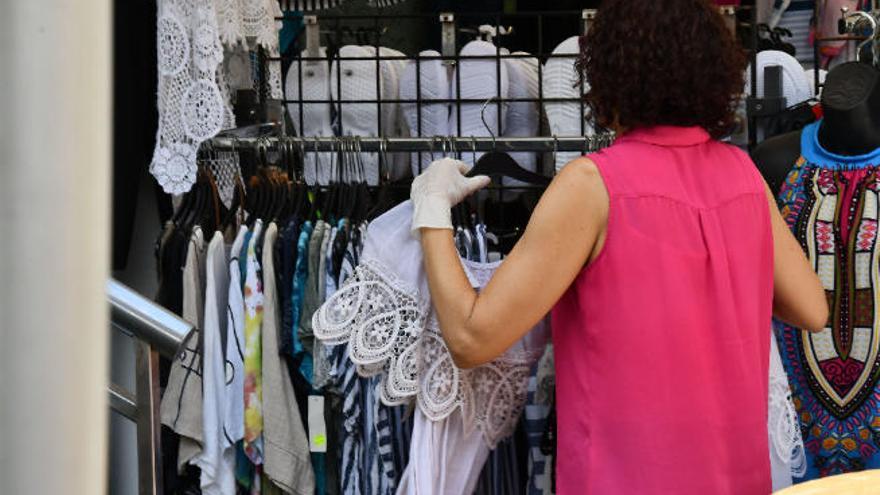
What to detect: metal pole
<box><xmin>107</xmin><ymin>279</ymin><xmax>193</xmax><ymax>359</ymax></box>
<box><xmin>135</xmin><ymin>341</ymin><xmax>163</xmax><ymax>495</ymax></box>
<box><xmin>0</xmin><ymin>1</ymin><xmax>112</xmax><ymax>494</ymax></box>
<box><xmin>207</xmin><ymin>135</ymin><xmax>615</xmax><ymax>153</ymax></box>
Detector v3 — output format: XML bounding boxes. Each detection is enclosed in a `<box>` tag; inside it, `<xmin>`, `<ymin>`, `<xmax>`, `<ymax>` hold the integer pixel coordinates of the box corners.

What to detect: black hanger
<box><xmin>172</xmin><ymin>185</ymin><xmax>194</xmax><ymax>227</ymax></box>
<box><xmin>367</xmin><ymin>139</ymin><xmax>394</xmax><ymax>220</ymax></box>
<box><xmin>468</xmin><ymin>151</ymin><xmax>551</xmax><ymax>185</ymax></box>
<box><xmin>465</xmin><ymin>99</ymin><xmax>551</xmax><ymax>186</ymax></box>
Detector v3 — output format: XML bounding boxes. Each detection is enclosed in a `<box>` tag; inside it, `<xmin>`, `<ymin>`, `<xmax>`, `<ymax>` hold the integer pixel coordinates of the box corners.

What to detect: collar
<box><xmin>801</xmin><ymin>120</ymin><xmax>880</xmax><ymax>170</ymax></box>
<box><xmin>619</xmin><ymin>126</ymin><xmax>711</xmax><ymax>147</ymax></box>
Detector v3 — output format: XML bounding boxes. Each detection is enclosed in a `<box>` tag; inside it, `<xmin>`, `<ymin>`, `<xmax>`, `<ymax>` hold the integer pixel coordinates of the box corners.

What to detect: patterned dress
<box><xmin>775</xmin><ymin>121</ymin><xmax>880</xmax><ymax>479</ymax></box>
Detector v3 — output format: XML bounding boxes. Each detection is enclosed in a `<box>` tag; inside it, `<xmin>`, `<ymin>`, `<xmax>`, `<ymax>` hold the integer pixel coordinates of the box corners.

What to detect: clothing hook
<box><xmin>380</xmin><ymin>138</ymin><xmax>390</xmax><ymax>183</ymax></box>
<box><xmin>471</xmin><ymin>136</ymin><xmax>477</xmax><ymax>165</ymax></box>
<box><xmin>479</xmin><ymin>97</ymin><xmax>497</xmax><ymax>148</ymax></box>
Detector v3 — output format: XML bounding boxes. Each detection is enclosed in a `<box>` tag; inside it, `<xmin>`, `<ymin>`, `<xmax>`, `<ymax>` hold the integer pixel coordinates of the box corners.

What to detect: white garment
<box><xmin>745</xmin><ymin>50</ymin><xmax>813</xmax><ymax>142</ymax></box>
<box><xmin>222</xmin><ymin>226</ymin><xmax>248</xmax><ymax>450</ymax></box>
<box><xmin>199</xmin><ymin>231</ymin><xmax>236</xmax><ymax>495</ymax></box>
<box><xmin>543</xmin><ymin>36</ymin><xmax>593</xmax><ymax>172</ymax></box>
<box><xmin>449</xmin><ymin>40</ymin><xmax>509</xmax><ymax>165</ymax></box>
<box><xmin>400</xmin><ymin>50</ymin><xmax>452</xmax><ymax>176</ymax></box>
<box><xmin>502</xmin><ymin>53</ymin><xmax>541</xmax><ymax>187</ymax></box>
<box><xmin>214</xmin><ymin>0</ymin><xmax>284</xmax><ymax>97</ymax></box>
<box><xmin>396</xmin><ymin>409</ymin><xmax>490</xmax><ymax>495</ymax></box>
<box><xmin>285</xmin><ymin>47</ymin><xmax>336</xmax><ymax>185</ymax></box>
<box><xmin>331</xmin><ymin>45</ymin><xmax>407</xmax><ymax>185</ymax></box>
<box><xmin>746</xmin><ymin>50</ymin><xmax>812</xmax><ymax>106</ymax></box>
<box><xmin>313</xmin><ymin>201</ymin><xmax>549</xmax><ymax>494</ymax></box>
<box><xmin>768</xmin><ymin>330</ymin><xmax>806</xmax><ymax>491</ymax></box>
<box><xmin>379</xmin><ymin>46</ymin><xmax>412</xmax><ymax>181</ymax></box>
<box><xmin>152</xmin><ymin>0</ymin><xmax>227</xmax><ymax>194</ymax></box>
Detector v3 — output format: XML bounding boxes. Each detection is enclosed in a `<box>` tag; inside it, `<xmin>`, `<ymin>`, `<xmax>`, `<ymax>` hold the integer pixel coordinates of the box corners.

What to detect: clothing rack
<box><xmin>275</xmin><ymin>10</ymin><xmax>597</xmax><ymax>147</ymax></box>
<box><xmin>207</xmin><ymin>134</ymin><xmax>616</xmax><ymax>153</ymax></box>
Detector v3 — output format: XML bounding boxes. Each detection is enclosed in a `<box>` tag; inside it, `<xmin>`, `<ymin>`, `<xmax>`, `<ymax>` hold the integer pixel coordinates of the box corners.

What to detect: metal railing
<box><xmin>107</xmin><ymin>279</ymin><xmax>193</xmax><ymax>495</ymax></box>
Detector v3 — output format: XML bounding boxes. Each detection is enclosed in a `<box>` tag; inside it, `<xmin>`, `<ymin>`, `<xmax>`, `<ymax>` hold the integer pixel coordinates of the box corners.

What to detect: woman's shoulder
<box><xmin>556</xmin><ymin>157</ymin><xmax>605</xmax><ymax>189</ymax></box>
<box><xmin>549</xmin><ymin>158</ymin><xmax>610</xmax><ymax>212</ymax></box>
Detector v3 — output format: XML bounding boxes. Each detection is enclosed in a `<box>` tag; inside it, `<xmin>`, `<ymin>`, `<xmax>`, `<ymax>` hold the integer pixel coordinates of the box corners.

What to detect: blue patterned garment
<box><xmin>291</xmin><ymin>221</ymin><xmax>313</xmax><ymax>380</ymax></box>
<box><xmin>774</xmin><ymin>121</ymin><xmax>880</xmax><ymax>480</ymax></box>
<box><xmin>524</xmin><ymin>372</ymin><xmax>552</xmax><ymax>494</ymax></box>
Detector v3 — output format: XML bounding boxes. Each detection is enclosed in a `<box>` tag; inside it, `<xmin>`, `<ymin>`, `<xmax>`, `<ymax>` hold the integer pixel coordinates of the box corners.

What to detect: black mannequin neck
<box><xmin>817</xmin><ymin>62</ymin><xmax>880</xmax><ymax>156</ymax></box>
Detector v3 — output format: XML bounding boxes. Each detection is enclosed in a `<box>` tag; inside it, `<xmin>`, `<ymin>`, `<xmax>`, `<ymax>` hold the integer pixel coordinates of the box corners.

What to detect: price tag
<box><xmin>308</xmin><ymin>395</ymin><xmax>327</xmax><ymax>453</ymax></box>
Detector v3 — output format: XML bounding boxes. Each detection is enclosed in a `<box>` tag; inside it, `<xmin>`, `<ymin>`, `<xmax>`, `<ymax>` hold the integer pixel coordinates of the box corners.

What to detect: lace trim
<box><xmin>313</xmin><ymin>259</ymin><xmax>427</xmax><ymax>406</ymax></box>
<box><xmin>769</xmin><ymin>341</ymin><xmax>807</xmax><ymax>478</ymax></box>
<box><xmin>420</xmin><ymin>320</ymin><xmax>537</xmax><ymax>447</ymax></box>
<box><xmin>313</xmin><ymin>258</ymin><xmax>539</xmax><ymax>447</ymax></box>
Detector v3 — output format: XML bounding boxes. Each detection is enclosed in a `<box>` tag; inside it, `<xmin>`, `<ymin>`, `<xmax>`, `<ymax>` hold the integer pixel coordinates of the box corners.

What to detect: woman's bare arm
<box><xmin>766</xmin><ymin>184</ymin><xmax>829</xmax><ymax>332</ymax></box>
<box><xmin>421</xmin><ymin>158</ymin><xmax>608</xmax><ymax>368</ymax></box>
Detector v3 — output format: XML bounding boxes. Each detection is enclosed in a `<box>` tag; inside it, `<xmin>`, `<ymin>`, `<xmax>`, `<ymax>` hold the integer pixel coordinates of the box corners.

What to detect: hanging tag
<box><xmin>308</xmin><ymin>395</ymin><xmax>327</xmax><ymax>453</ymax></box>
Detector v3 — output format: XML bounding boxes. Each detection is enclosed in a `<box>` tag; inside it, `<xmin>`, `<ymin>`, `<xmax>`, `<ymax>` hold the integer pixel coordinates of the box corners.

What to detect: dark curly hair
<box><xmin>577</xmin><ymin>0</ymin><xmax>746</xmax><ymax>139</ymax></box>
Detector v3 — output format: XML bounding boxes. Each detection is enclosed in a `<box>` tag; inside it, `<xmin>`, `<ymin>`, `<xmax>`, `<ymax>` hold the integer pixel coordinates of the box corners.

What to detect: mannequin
<box><xmin>753</xmin><ymin>62</ymin><xmax>880</xmax><ymax>194</ymax></box>
<box><xmin>758</xmin><ymin>61</ymin><xmax>880</xmax><ymax>480</ymax></box>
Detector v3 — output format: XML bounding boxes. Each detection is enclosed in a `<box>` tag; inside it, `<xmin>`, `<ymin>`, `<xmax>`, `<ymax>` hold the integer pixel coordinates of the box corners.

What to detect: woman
<box><xmin>409</xmin><ymin>1</ymin><xmax>828</xmax><ymax>493</ymax></box>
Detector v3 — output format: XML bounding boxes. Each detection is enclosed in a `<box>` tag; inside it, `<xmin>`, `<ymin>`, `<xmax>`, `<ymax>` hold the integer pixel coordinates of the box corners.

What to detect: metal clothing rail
<box><xmin>108</xmin><ymin>279</ymin><xmax>193</xmax><ymax>359</ymax></box>
<box><xmin>107</xmin><ymin>279</ymin><xmax>193</xmax><ymax>495</ymax></box>
<box><xmin>207</xmin><ymin>134</ymin><xmax>617</xmax><ymax>153</ymax></box>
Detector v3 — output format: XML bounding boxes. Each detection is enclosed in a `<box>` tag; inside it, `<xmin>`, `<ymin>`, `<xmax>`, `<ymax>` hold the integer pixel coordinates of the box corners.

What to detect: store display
<box><xmin>143</xmin><ymin>5</ymin><xmax>880</xmax><ymax>494</ymax></box>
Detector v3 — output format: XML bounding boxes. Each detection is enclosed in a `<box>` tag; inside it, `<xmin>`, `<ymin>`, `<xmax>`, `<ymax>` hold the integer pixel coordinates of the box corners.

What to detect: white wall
<box><xmin>0</xmin><ymin>1</ymin><xmax>112</xmax><ymax>494</ymax></box>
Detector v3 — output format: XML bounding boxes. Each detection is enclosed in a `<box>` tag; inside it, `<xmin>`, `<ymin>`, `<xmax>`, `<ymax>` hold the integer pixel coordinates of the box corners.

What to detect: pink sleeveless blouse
<box><xmin>551</xmin><ymin>126</ymin><xmax>774</xmax><ymax>494</ymax></box>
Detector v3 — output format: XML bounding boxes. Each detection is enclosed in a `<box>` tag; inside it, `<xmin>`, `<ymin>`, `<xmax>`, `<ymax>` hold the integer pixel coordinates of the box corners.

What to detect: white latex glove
<box><xmin>411</xmin><ymin>158</ymin><xmax>491</xmax><ymax>235</ymax></box>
